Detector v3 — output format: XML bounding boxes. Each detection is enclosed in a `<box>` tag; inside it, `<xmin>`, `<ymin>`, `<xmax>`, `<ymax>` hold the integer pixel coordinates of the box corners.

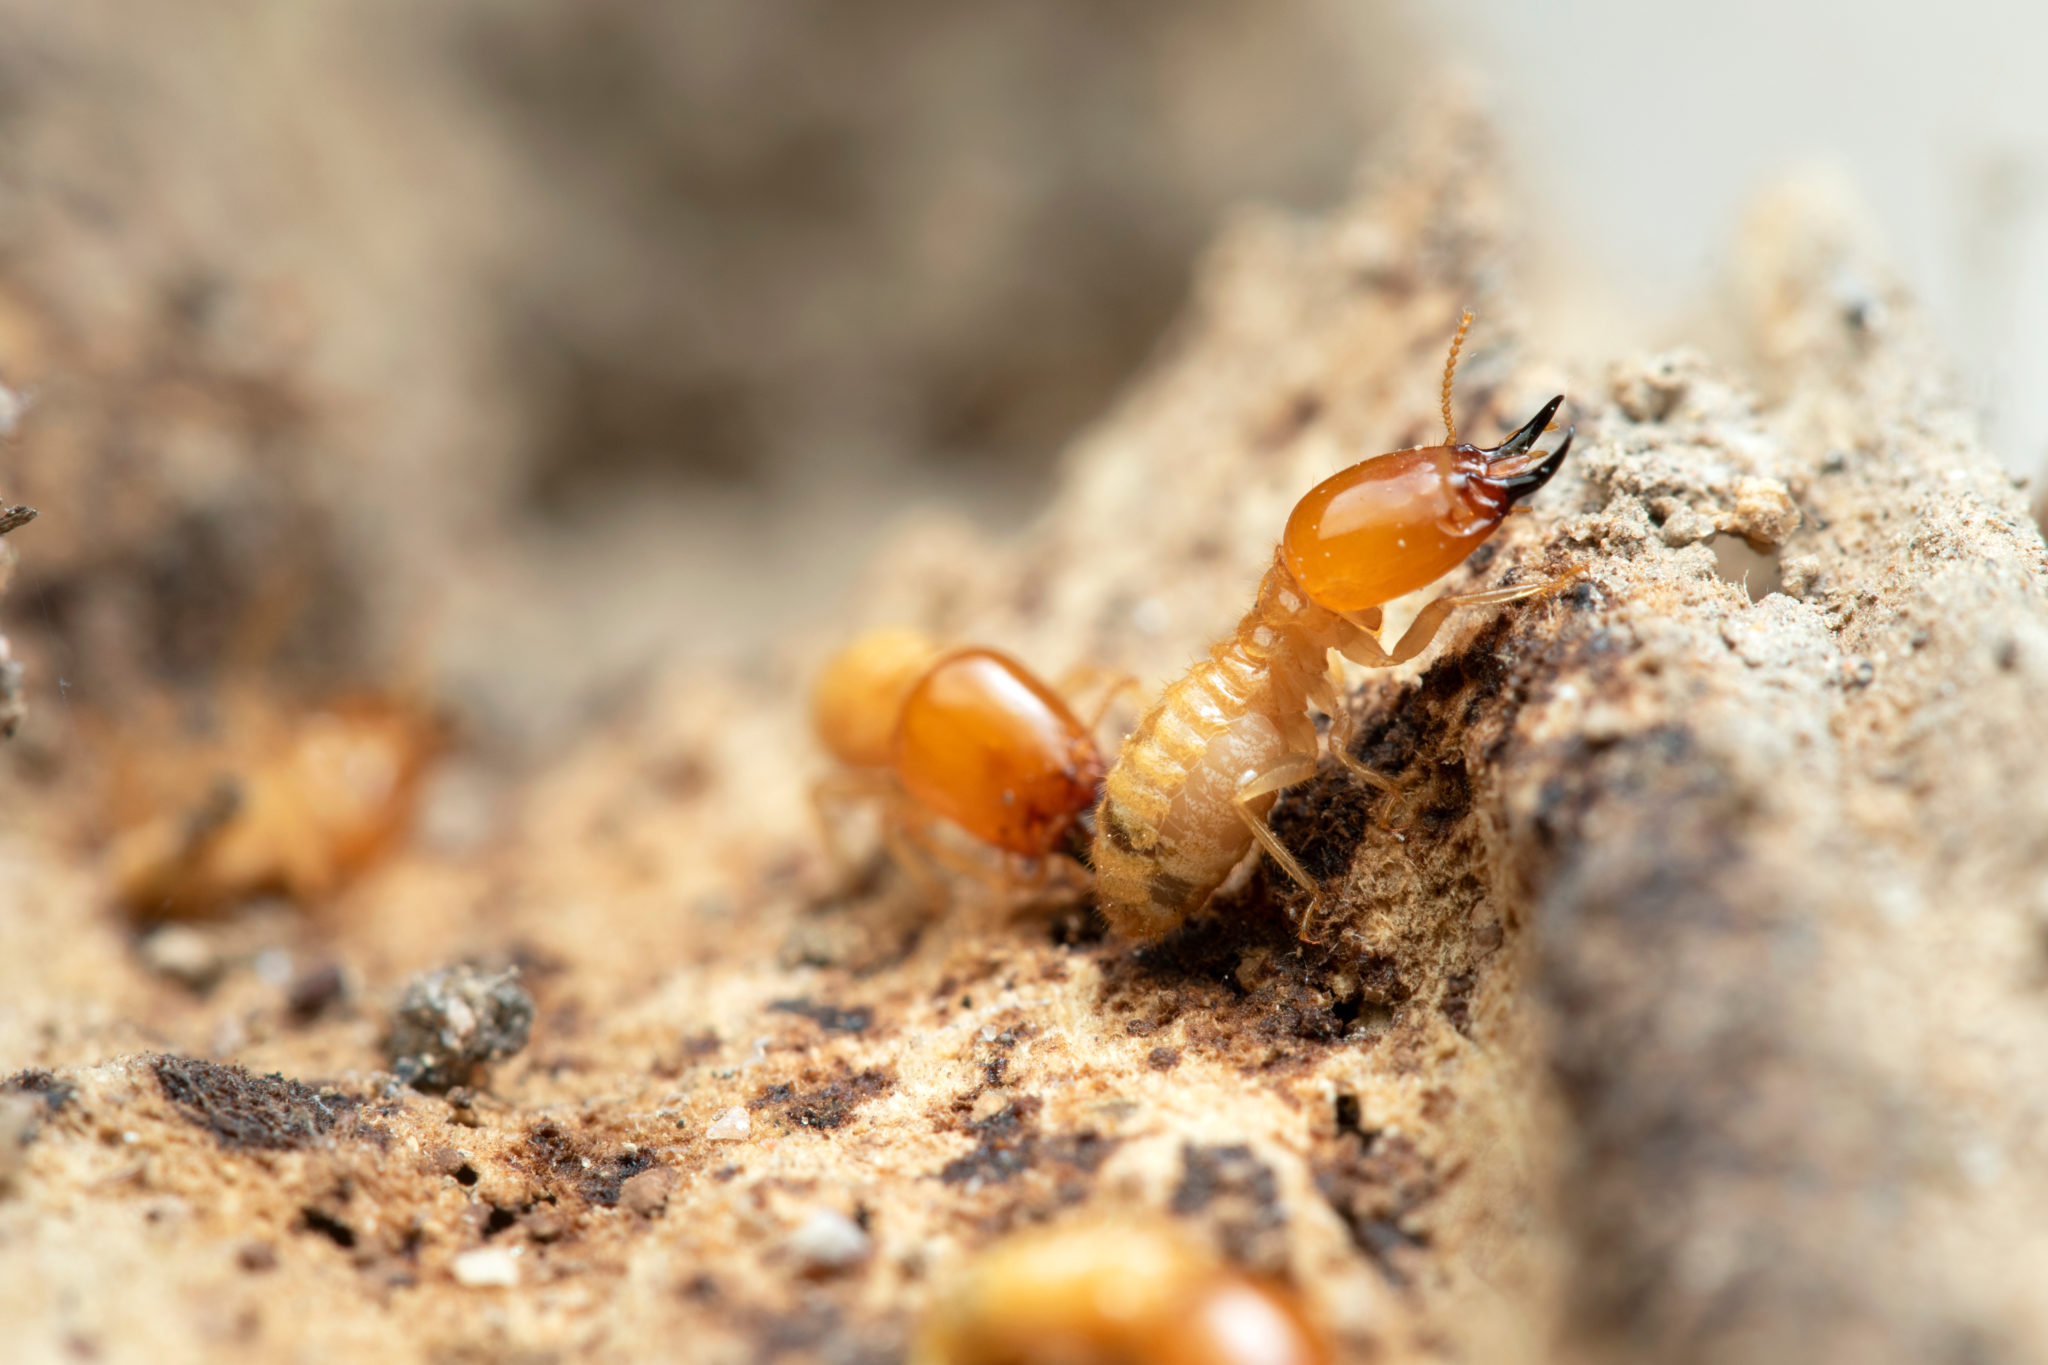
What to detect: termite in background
<box><xmin>914</xmin><ymin>1220</ymin><xmax>1331</xmax><ymax>1365</ymax></box>
<box><xmin>810</xmin><ymin>628</ymin><xmax>1127</xmax><ymax>902</ymax></box>
<box><xmin>107</xmin><ymin>695</ymin><xmax>441</xmax><ymax>921</ymax></box>
<box><xmin>1093</xmin><ymin>311</ymin><xmax>1582</xmax><ymax>942</ymax></box>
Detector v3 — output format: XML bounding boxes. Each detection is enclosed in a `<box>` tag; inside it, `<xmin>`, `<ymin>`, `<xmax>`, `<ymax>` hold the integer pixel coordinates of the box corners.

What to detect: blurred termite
<box><xmin>108</xmin><ymin>697</ymin><xmax>439</xmax><ymax>920</ymax></box>
<box><xmin>1093</xmin><ymin>311</ymin><xmax>1581</xmax><ymax>941</ymax></box>
<box><xmin>913</xmin><ymin>1220</ymin><xmax>1331</xmax><ymax>1365</ymax></box>
<box><xmin>810</xmin><ymin>629</ymin><xmax>1127</xmax><ymax>900</ymax></box>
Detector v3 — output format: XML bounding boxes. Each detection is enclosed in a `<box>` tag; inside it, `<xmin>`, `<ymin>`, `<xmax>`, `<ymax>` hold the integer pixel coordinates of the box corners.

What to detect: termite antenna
<box><xmin>1441</xmin><ymin>308</ymin><xmax>1474</xmax><ymax>445</ymax></box>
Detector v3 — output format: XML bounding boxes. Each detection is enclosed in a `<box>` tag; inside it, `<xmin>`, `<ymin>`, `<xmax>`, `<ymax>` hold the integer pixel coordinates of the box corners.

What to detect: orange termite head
<box><xmin>913</xmin><ymin>1220</ymin><xmax>1331</xmax><ymax>1365</ymax></box>
<box><xmin>1281</xmin><ymin>395</ymin><xmax>1573</xmax><ymax>613</ymax></box>
<box><xmin>892</xmin><ymin>648</ymin><xmax>1103</xmax><ymax>857</ymax></box>
<box><xmin>811</xmin><ymin>627</ymin><xmax>944</xmax><ymax>768</ymax></box>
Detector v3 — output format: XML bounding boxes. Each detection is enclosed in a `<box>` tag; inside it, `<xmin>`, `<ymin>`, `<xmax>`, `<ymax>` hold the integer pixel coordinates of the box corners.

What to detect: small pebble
<box><xmin>253</xmin><ymin>948</ymin><xmax>295</xmax><ymax>989</ymax></box>
<box><xmin>788</xmin><ymin>1207</ymin><xmax>871</xmax><ymax>1273</ymax></box>
<box><xmin>620</xmin><ymin>1166</ymin><xmax>678</xmax><ymax>1216</ymax></box>
<box><xmin>521</xmin><ymin>1206</ymin><xmax>568</xmax><ymax>1242</ymax></box>
<box><xmin>287</xmin><ymin>963</ymin><xmax>347</xmax><ymax>1022</ymax></box>
<box><xmin>452</xmin><ymin>1246</ymin><xmax>520</xmax><ymax>1288</ymax></box>
<box><xmin>139</xmin><ymin>926</ymin><xmax>223</xmax><ymax>991</ymax></box>
<box><xmin>386</xmin><ymin>963</ymin><xmax>535</xmax><ymax>1092</ymax></box>
<box><xmin>705</xmin><ymin>1107</ymin><xmax>750</xmax><ymax>1141</ymax></box>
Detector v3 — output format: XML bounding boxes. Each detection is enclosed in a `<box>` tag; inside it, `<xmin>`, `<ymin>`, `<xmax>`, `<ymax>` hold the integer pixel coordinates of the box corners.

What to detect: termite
<box><xmin>811</xmin><ymin>629</ymin><xmax>1119</xmax><ymax>898</ymax></box>
<box><xmin>109</xmin><ymin>696</ymin><xmax>440</xmax><ymax>920</ymax></box>
<box><xmin>1092</xmin><ymin>312</ymin><xmax>1579</xmax><ymax>941</ymax></box>
<box><xmin>914</xmin><ymin>1220</ymin><xmax>1330</xmax><ymax>1365</ymax></box>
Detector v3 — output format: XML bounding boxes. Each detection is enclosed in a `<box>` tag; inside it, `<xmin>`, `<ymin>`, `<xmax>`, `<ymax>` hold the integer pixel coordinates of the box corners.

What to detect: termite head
<box><xmin>814</xmin><ymin>631</ymin><xmax>1103</xmax><ymax>858</ymax></box>
<box><xmin>811</xmin><ymin>627</ymin><xmax>944</xmax><ymax>768</ymax></box>
<box><xmin>892</xmin><ymin>647</ymin><xmax>1105</xmax><ymax>856</ymax></box>
<box><xmin>913</xmin><ymin>1220</ymin><xmax>1331</xmax><ymax>1365</ymax></box>
<box><xmin>1280</xmin><ymin>394</ymin><xmax>1573</xmax><ymax>613</ymax></box>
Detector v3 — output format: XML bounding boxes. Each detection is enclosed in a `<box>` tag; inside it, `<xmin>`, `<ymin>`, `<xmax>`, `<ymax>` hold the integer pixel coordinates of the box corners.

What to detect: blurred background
<box><xmin>0</xmin><ymin>0</ymin><xmax>2043</xmax><ymax>761</ymax></box>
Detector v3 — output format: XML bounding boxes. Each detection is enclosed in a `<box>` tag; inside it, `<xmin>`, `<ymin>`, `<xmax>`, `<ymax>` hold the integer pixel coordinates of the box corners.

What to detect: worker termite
<box><xmin>811</xmin><ymin>629</ymin><xmax>1120</xmax><ymax>900</ymax></box>
<box><xmin>913</xmin><ymin>1220</ymin><xmax>1330</xmax><ymax>1365</ymax></box>
<box><xmin>1093</xmin><ymin>312</ymin><xmax>1580</xmax><ymax>941</ymax></box>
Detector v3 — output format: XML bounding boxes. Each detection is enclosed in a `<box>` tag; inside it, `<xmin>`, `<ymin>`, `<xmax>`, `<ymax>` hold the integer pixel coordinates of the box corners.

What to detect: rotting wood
<box><xmin>5</xmin><ymin>103</ymin><xmax>2048</xmax><ymax>1365</ymax></box>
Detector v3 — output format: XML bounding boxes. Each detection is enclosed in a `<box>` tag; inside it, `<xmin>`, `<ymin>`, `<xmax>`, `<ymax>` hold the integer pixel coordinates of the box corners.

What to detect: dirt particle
<box><xmin>521</xmin><ymin>1204</ymin><xmax>569</xmax><ymax>1242</ymax></box>
<box><xmin>152</xmin><ymin>1055</ymin><xmax>356</xmax><ymax>1150</ymax></box>
<box><xmin>787</xmin><ymin>1206</ymin><xmax>872</xmax><ymax>1275</ymax></box>
<box><xmin>938</xmin><ymin>1098</ymin><xmax>1042</xmax><ymax>1188</ymax></box>
<box><xmin>138</xmin><ymin>925</ymin><xmax>224</xmax><ymax>992</ymax></box>
<box><xmin>1171</xmin><ymin>1142</ymin><xmax>1289</xmax><ymax>1271</ymax></box>
<box><xmin>750</xmin><ymin>1067</ymin><xmax>892</xmax><ymax>1132</ymax></box>
<box><xmin>1147</xmin><ymin>1046</ymin><xmax>1181</xmax><ymax>1072</ymax></box>
<box><xmin>451</xmin><ymin>1246</ymin><xmax>519</xmax><ymax>1288</ymax></box>
<box><xmin>1314</xmin><ymin>1132</ymin><xmax>1438</xmax><ymax>1286</ymax></box>
<box><xmin>620</xmin><ymin>1165</ymin><xmax>678</xmax><ymax>1217</ymax></box>
<box><xmin>1441</xmin><ymin>971</ymin><xmax>1477</xmax><ymax>1037</ymax></box>
<box><xmin>522</xmin><ymin>1121</ymin><xmax>655</xmax><ymax>1206</ymax></box>
<box><xmin>285</xmin><ymin>962</ymin><xmax>347</xmax><ymax>1023</ymax></box>
<box><xmin>298</xmin><ymin>1207</ymin><xmax>356</xmax><ymax>1250</ymax></box>
<box><xmin>937</xmin><ymin>1095</ymin><xmax>1115</xmax><ymax>1194</ymax></box>
<box><xmin>2</xmin><ymin>1068</ymin><xmax>77</xmax><ymax>1115</ymax></box>
<box><xmin>768</xmin><ymin>997</ymin><xmax>872</xmax><ymax>1035</ymax></box>
<box><xmin>384</xmin><ymin>963</ymin><xmax>534</xmax><ymax>1092</ymax></box>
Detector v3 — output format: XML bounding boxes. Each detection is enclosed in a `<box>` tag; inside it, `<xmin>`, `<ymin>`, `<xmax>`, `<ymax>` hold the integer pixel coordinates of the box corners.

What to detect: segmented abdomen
<box><xmin>1092</xmin><ymin>646</ymin><xmax>1293</xmax><ymax>939</ymax></box>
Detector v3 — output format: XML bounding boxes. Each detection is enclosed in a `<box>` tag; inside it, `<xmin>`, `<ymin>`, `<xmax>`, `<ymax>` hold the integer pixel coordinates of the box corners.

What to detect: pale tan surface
<box><xmin>6</xmin><ymin>101</ymin><xmax>2048</xmax><ymax>1365</ymax></box>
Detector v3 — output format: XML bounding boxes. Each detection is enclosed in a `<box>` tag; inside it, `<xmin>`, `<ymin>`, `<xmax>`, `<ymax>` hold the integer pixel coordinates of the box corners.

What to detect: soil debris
<box><xmin>750</xmin><ymin>1067</ymin><xmax>892</xmax><ymax>1133</ymax></box>
<box><xmin>151</xmin><ymin>1055</ymin><xmax>357</xmax><ymax>1151</ymax></box>
<box><xmin>2</xmin><ymin>1068</ymin><xmax>78</xmax><ymax>1115</ymax></box>
<box><xmin>385</xmin><ymin>963</ymin><xmax>535</xmax><ymax>1092</ymax></box>
<box><xmin>768</xmin><ymin>997</ymin><xmax>873</xmax><ymax>1035</ymax></box>
<box><xmin>1171</xmin><ymin>1142</ymin><xmax>1290</xmax><ymax>1273</ymax></box>
<box><xmin>521</xmin><ymin>1120</ymin><xmax>657</xmax><ymax>1206</ymax></box>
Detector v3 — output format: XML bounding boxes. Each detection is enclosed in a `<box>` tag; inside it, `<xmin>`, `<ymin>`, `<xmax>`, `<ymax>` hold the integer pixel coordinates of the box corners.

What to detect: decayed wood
<box><xmin>1502</xmin><ymin>185</ymin><xmax>2048</xmax><ymax>1361</ymax></box>
<box><xmin>5</xmin><ymin>102</ymin><xmax>2048</xmax><ymax>1365</ymax></box>
<box><xmin>870</xmin><ymin>110</ymin><xmax>2048</xmax><ymax>1362</ymax></box>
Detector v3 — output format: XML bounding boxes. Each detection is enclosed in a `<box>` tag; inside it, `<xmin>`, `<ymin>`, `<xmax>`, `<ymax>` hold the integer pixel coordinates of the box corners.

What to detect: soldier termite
<box><xmin>1091</xmin><ymin>311</ymin><xmax>1580</xmax><ymax>941</ymax></box>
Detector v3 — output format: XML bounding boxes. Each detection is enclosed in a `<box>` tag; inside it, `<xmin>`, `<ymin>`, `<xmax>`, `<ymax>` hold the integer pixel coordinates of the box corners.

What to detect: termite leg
<box><xmin>810</xmin><ymin>769</ymin><xmax>899</xmax><ymax>881</ymax></box>
<box><xmin>1056</xmin><ymin>666</ymin><xmax>1143</xmax><ymax>733</ymax></box>
<box><xmin>1307</xmin><ymin>673</ymin><xmax>1405</xmax><ymax>837</ymax></box>
<box><xmin>1006</xmin><ymin>852</ymin><xmax>1092</xmax><ymax>909</ymax></box>
<box><xmin>1307</xmin><ymin>675</ymin><xmax>1399</xmax><ymax>795</ymax></box>
<box><xmin>879</xmin><ymin>801</ymin><xmax>949</xmax><ymax>905</ymax></box>
<box><xmin>1048</xmin><ymin>854</ymin><xmax>1093</xmax><ymax>902</ymax></box>
<box><xmin>890</xmin><ymin>806</ymin><xmax>1014</xmax><ymax>897</ymax></box>
<box><xmin>1231</xmin><ymin>755</ymin><xmax>1330</xmax><ymax>941</ymax></box>
<box><xmin>1345</xmin><ymin>569</ymin><xmax>1585</xmax><ymax>669</ymax></box>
